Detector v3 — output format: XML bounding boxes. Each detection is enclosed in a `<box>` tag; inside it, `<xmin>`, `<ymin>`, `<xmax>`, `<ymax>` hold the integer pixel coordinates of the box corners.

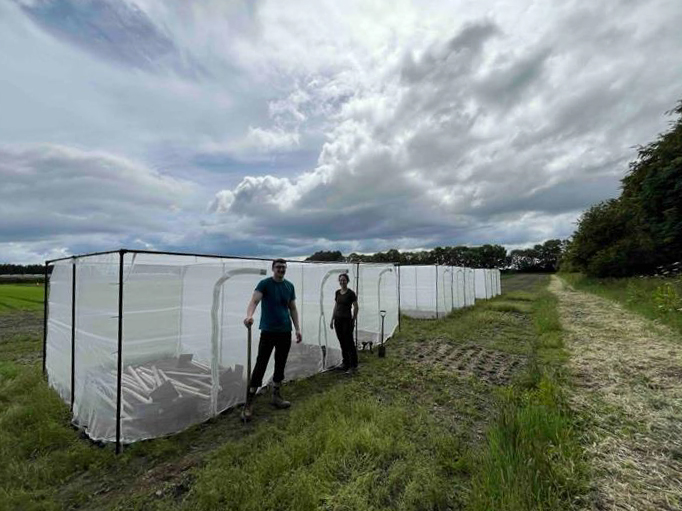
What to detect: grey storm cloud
<box><xmin>2</xmin><ymin>0</ymin><xmax>682</xmax><ymax>262</ymax></box>
<box><xmin>0</xmin><ymin>144</ymin><xmax>193</xmax><ymax>242</ymax></box>
<box><xmin>16</xmin><ymin>0</ymin><xmax>205</xmax><ymax>77</ymax></box>
<box><xmin>205</xmin><ymin>23</ymin><xmax>603</xmax><ymax>242</ymax></box>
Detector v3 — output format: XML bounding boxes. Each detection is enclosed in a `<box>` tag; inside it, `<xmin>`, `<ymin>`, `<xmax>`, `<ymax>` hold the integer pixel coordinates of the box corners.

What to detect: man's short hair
<box><xmin>338</xmin><ymin>273</ymin><xmax>349</xmax><ymax>282</ymax></box>
<box><xmin>272</xmin><ymin>258</ymin><xmax>287</xmax><ymax>268</ymax></box>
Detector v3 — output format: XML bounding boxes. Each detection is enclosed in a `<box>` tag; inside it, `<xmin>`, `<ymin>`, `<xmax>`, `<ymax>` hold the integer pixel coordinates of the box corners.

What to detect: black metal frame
<box><xmin>43</xmin><ymin>247</ymin><xmax>403</xmax><ymax>453</ymax></box>
<box><xmin>47</xmin><ymin>248</ymin><xmax>394</xmax><ymax>266</ymax></box>
<box><xmin>42</xmin><ymin>262</ymin><xmax>49</xmax><ymax>377</ymax></box>
<box><xmin>70</xmin><ymin>260</ymin><xmax>76</xmax><ymax>413</ymax></box>
<box><xmin>116</xmin><ymin>250</ymin><xmax>125</xmax><ymax>454</ymax></box>
<box><xmin>354</xmin><ymin>262</ymin><xmax>360</xmax><ymax>347</ymax></box>
<box><xmin>397</xmin><ymin>264</ymin><xmax>401</xmax><ymax>332</ymax></box>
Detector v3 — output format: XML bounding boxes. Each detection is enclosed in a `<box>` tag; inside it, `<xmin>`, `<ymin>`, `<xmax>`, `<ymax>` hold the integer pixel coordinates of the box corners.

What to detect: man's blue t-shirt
<box><xmin>256</xmin><ymin>277</ymin><xmax>296</xmax><ymax>333</ymax></box>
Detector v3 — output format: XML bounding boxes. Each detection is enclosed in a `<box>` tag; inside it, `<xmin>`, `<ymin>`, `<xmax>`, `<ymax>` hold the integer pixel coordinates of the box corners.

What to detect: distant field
<box><xmin>0</xmin><ymin>283</ymin><xmax>44</xmax><ymax>314</ymax></box>
<box><xmin>500</xmin><ymin>272</ymin><xmax>552</xmax><ymax>292</ymax></box>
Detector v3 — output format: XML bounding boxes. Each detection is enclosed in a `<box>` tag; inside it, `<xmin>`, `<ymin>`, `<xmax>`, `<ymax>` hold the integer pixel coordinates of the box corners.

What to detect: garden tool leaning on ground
<box><xmin>241</xmin><ymin>324</ymin><xmax>253</xmax><ymax>422</ymax></box>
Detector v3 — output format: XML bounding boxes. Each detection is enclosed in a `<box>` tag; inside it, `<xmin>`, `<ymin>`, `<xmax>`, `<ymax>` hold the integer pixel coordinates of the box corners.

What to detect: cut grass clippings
<box><xmin>552</xmin><ymin>276</ymin><xmax>682</xmax><ymax>509</ymax></box>
<box><xmin>561</xmin><ymin>272</ymin><xmax>682</xmax><ymax>336</ymax></box>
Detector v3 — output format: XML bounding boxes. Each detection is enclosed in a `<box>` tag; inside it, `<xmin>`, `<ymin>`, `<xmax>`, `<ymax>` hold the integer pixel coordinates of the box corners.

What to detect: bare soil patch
<box><xmin>402</xmin><ymin>338</ymin><xmax>527</xmax><ymax>386</ymax></box>
<box><xmin>0</xmin><ymin>310</ymin><xmax>43</xmax><ymax>343</ymax></box>
<box><xmin>551</xmin><ymin>276</ymin><xmax>682</xmax><ymax>511</ymax></box>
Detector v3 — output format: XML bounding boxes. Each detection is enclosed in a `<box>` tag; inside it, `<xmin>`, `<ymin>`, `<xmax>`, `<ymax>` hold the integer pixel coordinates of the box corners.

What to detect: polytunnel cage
<box><xmin>42</xmin><ymin>249</ymin><xmax>400</xmax><ymax>452</ymax></box>
<box><xmin>356</xmin><ymin>264</ymin><xmax>399</xmax><ymax>346</ymax></box>
<box><xmin>397</xmin><ymin>265</ymin><xmax>501</xmax><ymax>319</ymax></box>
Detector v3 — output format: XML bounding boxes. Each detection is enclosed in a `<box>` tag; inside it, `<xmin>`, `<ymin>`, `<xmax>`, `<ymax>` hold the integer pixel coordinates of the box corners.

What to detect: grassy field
<box><xmin>0</xmin><ymin>277</ymin><xmax>585</xmax><ymax>511</ymax></box>
<box><xmin>0</xmin><ymin>284</ymin><xmax>43</xmax><ymax>313</ymax></box>
<box><xmin>561</xmin><ymin>273</ymin><xmax>682</xmax><ymax>335</ymax></box>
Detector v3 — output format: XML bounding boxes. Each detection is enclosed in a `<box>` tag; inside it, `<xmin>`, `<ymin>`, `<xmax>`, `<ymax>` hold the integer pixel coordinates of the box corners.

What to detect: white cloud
<box><xmin>208</xmin><ymin>0</ymin><xmax>682</xmax><ymax>250</ymax></box>
<box><xmin>2</xmin><ymin>0</ymin><xmax>682</xmax><ymax>262</ymax></box>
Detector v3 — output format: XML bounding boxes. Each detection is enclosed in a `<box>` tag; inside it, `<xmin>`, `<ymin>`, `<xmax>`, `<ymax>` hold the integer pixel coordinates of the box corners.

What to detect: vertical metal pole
<box><xmin>116</xmin><ymin>250</ymin><xmax>125</xmax><ymax>455</ymax></box>
<box><xmin>70</xmin><ymin>260</ymin><xmax>76</xmax><ymax>413</ymax></box>
<box><xmin>42</xmin><ymin>262</ymin><xmax>49</xmax><ymax>378</ymax></box>
<box><xmin>354</xmin><ymin>262</ymin><xmax>360</xmax><ymax>347</ymax></box>
<box><xmin>435</xmin><ymin>264</ymin><xmax>439</xmax><ymax>319</ymax></box>
<box><xmin>397</xmin><ymin>264</ymin><xmax>401</xmax><ymax>332</ymax></box>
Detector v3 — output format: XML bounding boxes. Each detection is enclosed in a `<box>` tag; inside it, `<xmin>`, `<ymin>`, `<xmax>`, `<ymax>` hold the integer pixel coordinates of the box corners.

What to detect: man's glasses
<box><xmin>274</xmin><ymin>265</ymin><xmax>287</xmax><ymax>270</ymax></box>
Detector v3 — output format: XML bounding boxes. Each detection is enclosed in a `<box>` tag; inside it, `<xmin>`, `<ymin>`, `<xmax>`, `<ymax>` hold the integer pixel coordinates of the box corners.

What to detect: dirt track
<box><xmin>551</xmin><ymin>276</ymin><xmax>682</xmax><ymax>511</ymax></box>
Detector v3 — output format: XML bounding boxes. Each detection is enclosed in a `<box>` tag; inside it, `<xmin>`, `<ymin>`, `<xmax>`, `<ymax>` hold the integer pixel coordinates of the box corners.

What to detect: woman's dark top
<box><xmin>333</xmin><ymin>289</ymin><xmax>357</xmax><ymax>320</ymax></box>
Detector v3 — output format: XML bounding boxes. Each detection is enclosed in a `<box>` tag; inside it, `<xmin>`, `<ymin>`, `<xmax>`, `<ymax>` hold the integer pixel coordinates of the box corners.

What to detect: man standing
<box><xmin>242</xmin><ymin>258</ymin><xmax>302</xmax><ymax>421</ymax></box>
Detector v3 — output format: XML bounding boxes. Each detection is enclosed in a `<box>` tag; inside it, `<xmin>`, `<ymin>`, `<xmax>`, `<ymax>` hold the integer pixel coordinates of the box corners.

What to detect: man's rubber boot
<box><xmin>271</xmin><ymin>383</ymin><xmax>291</xmax><ymax>409</ymax></box>
<box><xmin>241</xmin><ymin>390</ymin><xmax>256</xmax><ymax>422</ymax></box>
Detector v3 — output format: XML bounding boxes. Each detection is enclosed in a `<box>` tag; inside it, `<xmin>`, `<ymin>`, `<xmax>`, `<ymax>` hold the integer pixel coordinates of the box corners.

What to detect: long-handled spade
<box><xmin>378</xmin><ymin>310</ymin><xmax>387</xmax><ymax>358</ymax></box>
<box><xmin>241</xmin><ymin>324</ymin><xmax>252</xmax><ymax>423</ymax></box>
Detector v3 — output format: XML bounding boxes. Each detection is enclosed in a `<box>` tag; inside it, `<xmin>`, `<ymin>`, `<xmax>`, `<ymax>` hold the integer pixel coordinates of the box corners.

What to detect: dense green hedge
<box><xmin>564</xmin><ymin>100</ymin><xmax>682</xmax><ymax>277</ymax></box>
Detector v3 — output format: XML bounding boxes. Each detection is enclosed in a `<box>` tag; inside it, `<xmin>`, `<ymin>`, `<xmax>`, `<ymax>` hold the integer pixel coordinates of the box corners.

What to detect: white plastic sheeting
<box><xmin>398</xmin><ymin>265</ymin><xmax>439</xmax><ymax>319</ymax></box>
<box><xmin>45</xmin><ymin>260</ymin><xmax>73</xmax><ymax>405</ymax></box>
<box><xmin>357</xmin><ymin>264</ymin><xmax>399</xmax><ymax>345</ymax></box>
<box><xmin>45</xmin><ymin>252</ymin><xmax>399</xmax><ymax>444</ymax></box>
<box><xmin>400</xmin><ymin>266</ymin><xmax>501</xmax><ymax>318</ymax></box>
<box><xmin>464</xmin><ymin>268</ymin><xmax>476</xmax><ymax>307</ymax></box>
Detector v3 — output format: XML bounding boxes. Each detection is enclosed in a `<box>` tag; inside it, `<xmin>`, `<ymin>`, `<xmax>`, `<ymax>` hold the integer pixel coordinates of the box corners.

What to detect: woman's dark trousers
<box><xmin>334</xmin><ymin>318</ymin><xmax>358</xmax><ymax>369</ymax></box>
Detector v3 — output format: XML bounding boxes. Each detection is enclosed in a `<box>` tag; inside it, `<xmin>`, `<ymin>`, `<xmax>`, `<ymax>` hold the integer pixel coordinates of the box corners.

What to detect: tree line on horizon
<box><xmin>562</xmin><ymin>100</ymin><xmax>682</xmax><ymax>278</ymax></box>
<box><xmin>306</xmin><ymin>239</ymin><xmax>566</xmax><ymax>272</ymax></box>
<box><xmin>0</xmin><ymin>264</ymin><xmax>47</xmax><ymax>275</ymax></box>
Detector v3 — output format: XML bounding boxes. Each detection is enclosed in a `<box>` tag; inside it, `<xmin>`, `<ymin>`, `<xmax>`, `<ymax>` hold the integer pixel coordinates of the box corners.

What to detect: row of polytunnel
<box><xmin>43</xmin><ymin>249</ymin><xmax>501</xmax><ymax>449</ymax></box>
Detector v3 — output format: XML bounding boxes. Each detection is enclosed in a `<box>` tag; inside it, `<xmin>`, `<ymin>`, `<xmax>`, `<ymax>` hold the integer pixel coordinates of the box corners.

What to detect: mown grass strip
<box><xmin>561</xmin><ymin>272</ymin><xmax>682</xmax><ymax>336</ymax></box>
<box><xmin>467</xmin><ymin>284</ymin><xmax>586</xmax><ymax>511</ymax></box>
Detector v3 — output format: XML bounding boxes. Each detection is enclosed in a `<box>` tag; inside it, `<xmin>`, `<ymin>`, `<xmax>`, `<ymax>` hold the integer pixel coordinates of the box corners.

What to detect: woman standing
<box><xmin>330</xmin><ymin>273</ymin><xmax>359</xmax><ymax>375</ymax></box>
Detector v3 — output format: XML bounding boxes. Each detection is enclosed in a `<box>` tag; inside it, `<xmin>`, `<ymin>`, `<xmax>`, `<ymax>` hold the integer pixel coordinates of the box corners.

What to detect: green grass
<box><xmin>0</xmin><ymin>274</ymin><xmax>587</xmax><ymax>511</ymax></box>
<box><xmin>561</xmin><ymin>273</ymin><xmax>682</xmax><ymax>335</ymax></box>
<box><xmin>0</xmin><ymin>283</ymin><xmax>44</xmax><ymax>313</ymax></box>
<box><xmin>0</xmin><ymin>364</ymin><xmax>115</xmax><ymax>511</ymax></box>
<box><xmin>467</xmin><ymin>286</ymin><xmax>586</xmax><ymax>511</ymax></box>
<box><xmin>177</xmin><ymin>389</ymin><xmax>464</xmax><ymax>511</ymax></box>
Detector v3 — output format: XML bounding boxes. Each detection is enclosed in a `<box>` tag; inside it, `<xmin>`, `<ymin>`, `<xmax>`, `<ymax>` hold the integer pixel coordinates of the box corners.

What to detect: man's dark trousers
<box><xmin>249</xmin><ymin>331</ymin><xmax>292</xmax><ymax>388</ymax></box>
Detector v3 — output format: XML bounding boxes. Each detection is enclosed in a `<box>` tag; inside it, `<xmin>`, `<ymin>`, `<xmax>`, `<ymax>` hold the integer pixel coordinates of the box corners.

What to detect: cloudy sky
<box><xmin>2</xmin><ymin>0</ymin><xmax>682</xmax><ymax>263</ymax></box>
